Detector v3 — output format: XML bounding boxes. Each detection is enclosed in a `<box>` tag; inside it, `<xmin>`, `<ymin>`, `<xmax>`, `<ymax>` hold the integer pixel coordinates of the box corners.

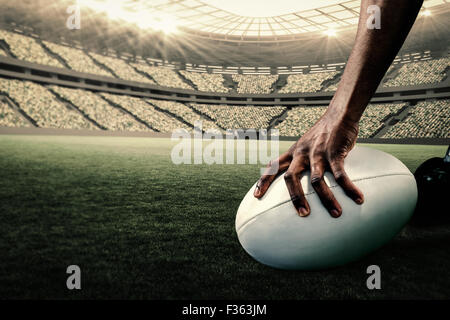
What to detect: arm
<box><xmin>254</xmin><ymin>0</ymin><xmax>424</xmax><ymax>218</ymax></box>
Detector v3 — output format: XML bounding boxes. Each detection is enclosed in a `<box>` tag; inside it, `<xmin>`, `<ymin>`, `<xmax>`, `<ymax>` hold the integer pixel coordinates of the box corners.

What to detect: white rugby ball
<box><xmin>236</xmin><ymin>146</ymin><xmax>417</xmax><ymax>270</ymax></box>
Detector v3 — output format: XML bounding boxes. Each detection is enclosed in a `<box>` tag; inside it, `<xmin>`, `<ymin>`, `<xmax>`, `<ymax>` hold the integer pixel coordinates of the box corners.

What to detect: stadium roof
<box><xmin>81</xmin><ymin>0</ymin><xmax>450</xmax><ymax>39</ymax></box>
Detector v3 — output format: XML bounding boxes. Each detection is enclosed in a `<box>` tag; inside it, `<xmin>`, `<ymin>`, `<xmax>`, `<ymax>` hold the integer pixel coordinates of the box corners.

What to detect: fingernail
<box><xmin>298</xmin><ymin>207</ymin><xmax>309</xmax><ymax>217</ymax></box>
<box><xmin>330</xmin><ymin>209</ymin><xmax>341</xmax><ymax>218</ymax></box>
<box><xmin>355</xmin><ymin>197</ymin><xmax>363</xmax><ymax>204</ymax></box>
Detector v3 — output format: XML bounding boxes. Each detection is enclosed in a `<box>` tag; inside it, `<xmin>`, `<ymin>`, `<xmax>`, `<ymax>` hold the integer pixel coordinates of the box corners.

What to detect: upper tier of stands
<box><xmin>384</xmin><ymin>99</ymin><xmax>449</xmax><ymax>138</ymax></box>
<box><xmin>42</xmin><ymin>40</ymin><xmax>113</xmax><ymax>77</ymax></box>
<box><xmin>280</xmin><ymin>72</ymin><xmax>339</xmax><ymax>93</ymax></box>
<box><xmin>0</xmin><ymin>30</ymin><xmax>63</xmax><ymax>68</ymax></box>
<box><xmin>179</xmin><ymin>71</ymin><xmax>230</xmax><ymax>93</ymax></box>
<box><xmin>131</xmin><ymin>64</ymin><xmax>192</xmax><ymax>90</ymax></box>
<box><xmin>1</xmin><ymin>29</ymin><xmax>449</xmax><ymax>95</ymax></box>
<box><xmin>384</xmin><ymin>57</ymin><xmax>450</xmax><ymax>87</ymax></box>
<box><xmin>232</xmin><ymin>74</ymin><xmax>279</xmax><ymax>94</ymax></box>
<box><xmin>88</xmin><ymin>52</ymin><xmax>155</xmax><ymax>84</ymax></box>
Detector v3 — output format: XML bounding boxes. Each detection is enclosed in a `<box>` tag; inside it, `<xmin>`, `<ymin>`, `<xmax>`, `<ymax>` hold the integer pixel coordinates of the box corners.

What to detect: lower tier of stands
<box><xmin>383</xmin><ymin>99</ymin><xmax>449</xmax><ymax>138</ymax></box>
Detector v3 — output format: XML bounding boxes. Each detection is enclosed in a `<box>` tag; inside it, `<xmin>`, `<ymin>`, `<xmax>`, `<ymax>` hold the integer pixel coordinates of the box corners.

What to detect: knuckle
<box><xmin>284</xmin><ymin>171</ymin><xmax>294</xmax><ymax>182</ymax></box>
<box><xmin>310</xmin><ymin>175</ymin><xmax>323</xmax><ymax>187</ymax></box>
<box><xmin>333</xmin><ymin>170</ymin><xmax>346</xmax><ymax>180</ymax></box>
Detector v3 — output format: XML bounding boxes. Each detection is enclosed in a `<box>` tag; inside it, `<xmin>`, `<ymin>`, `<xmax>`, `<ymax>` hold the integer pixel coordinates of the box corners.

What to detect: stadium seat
<box><xmin>43</xmin><ymin>41</ymin><xmax>114</xmax><ymax>77</ymax></box>
<box><xmin>179</xmin><ymin>71</ymin><xmax>230</xmax><ymax>93</ymax></box>
<box><xmin>100</xmin><ymin>93</ymin><xmax>189</xmax><ymax>132</ymax></box>
<box><xmin>0</xmin><ymin>30</ymin><xmax>64</xmax><ymax>68</ymax></box>
<box><xmin>50</xmin><ymin>86</ymin><xmax>151</xmax><ymax>132</ymax></box>
<box><xmin>0</xmin><ymin>78</ymin><xmax>96</xmax><ymax>130</ymax></box>
<box><xmin>232</xmin><ymin>74</ymin><xmax>278</xmax><ymax>94</ymax></box>
<box><xmin>383</xmin><ymin>99</ymin><xmax>449</xmax><ymax>138</ymax></box>
<box><xmin>280</xmin><ymin>72</ymin><xmax>338</xmax><ymax>93</ymax></box>
<box><xmin>190</xmin><ymin>104</ymin><xmax>286</xmax><ymax>130</ymax></box>
<box><xmin>0</xmin><ymin>97</ymin><xmax>30</xmax><ymax>128</ymax></box>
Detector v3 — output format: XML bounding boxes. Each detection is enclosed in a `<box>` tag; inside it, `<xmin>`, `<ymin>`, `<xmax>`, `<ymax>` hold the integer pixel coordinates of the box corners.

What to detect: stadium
<box><xmin>0</xmin><ymin>0</ymin><xmax>449</xmax><ymax>300</ymax></box>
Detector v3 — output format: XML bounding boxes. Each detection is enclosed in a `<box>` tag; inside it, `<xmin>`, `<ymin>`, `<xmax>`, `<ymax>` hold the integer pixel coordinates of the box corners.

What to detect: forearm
<box><xmin>329</xmin><ymin>0</ymin><xmax>423</xmax><ymax>123</ymax></box>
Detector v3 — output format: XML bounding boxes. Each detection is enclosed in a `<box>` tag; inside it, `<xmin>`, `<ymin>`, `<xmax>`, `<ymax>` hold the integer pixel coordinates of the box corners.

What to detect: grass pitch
<box><xmin>0</xmin><ymin>135</ymin><xmax>448</xmax><ymax>299</ymax></box>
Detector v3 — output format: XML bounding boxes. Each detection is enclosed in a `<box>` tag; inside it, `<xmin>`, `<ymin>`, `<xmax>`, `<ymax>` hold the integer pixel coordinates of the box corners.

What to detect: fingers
<box><xmin>284</xmin><ymin>156</ymin><xmax>310</xmax><ymax>217</ymax></box>
<box><xmin>330</xmin><ymin>161</ymin><xmax>364</xmax><ymax>205</ymax></box>
<box><xmin>310</xmin><ymin>158</ymin><xmax>342</xmax><ymax>218</ymax></box>
<box><xmin>254</xmin><ymin>151</ymin><xmax>291</xmax><ymax>198</ymax></box>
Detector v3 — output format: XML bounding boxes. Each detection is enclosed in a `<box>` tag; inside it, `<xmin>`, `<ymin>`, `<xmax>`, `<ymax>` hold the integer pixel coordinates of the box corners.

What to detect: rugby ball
<box><xmin>236</xmin><ymin>146</ymin><xmax>417</xmax><ymax>270</ymax></box>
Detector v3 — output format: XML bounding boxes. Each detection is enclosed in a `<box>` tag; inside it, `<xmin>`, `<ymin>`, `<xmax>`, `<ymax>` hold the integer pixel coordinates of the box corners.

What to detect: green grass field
<box><xmin>0</xmin><ymin>134</ymin><xmax>448</xmax><ymax>299</ymax></box>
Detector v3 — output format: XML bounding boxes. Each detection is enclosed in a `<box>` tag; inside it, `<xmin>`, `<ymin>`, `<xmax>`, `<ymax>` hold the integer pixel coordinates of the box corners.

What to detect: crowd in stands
<box><xmin>89</xmin><ymin>52</ymin><xmax>154</xmax><ymax>84</ymax></box>
<box><xmin>0</xmin><ymin>98</ymin><xmax>30</xmax><ymax>127</ymax></box>
<box><xmin>179</xmin><ymin>71</ymin><xmax>230</xmax><ymax>93</ymax></box>
<box><xmin>383</xmin><ymin>99</ymin><xmax>449</xmax><ymax>138</ymax></box>
<box><xmin>0</xmin><ymin>30</ymin><xmax>63</xmax><ymax>68</ymax></box>
<box><xmin>324</xmin><ymin>81</ymin><xmax>340</xmax><ymax>92</ymax></box>
<box><xmin>0</xmin><ymin>48</ymin><xmax>7</xmax><ymax>56</ymax></box>
<box><xmin>50</xmin><ymin>86</ymin><xmax>149</xmax><ymax>132</ymax></box>
<box><xmin>275</xmin><ymin>103</ymin><xmax>405</xmax><ymax>138</ymax></box>
<box><xmin>280</xmin><ymin>72</ymin><xmax>339</xmax><ymax>93</ymax></box>
<box><xmin>101</xmin><ymin>93</ymin><xmax>189</xmax><ymax>132</ymax></box>
<box><xmin>0</xmin><ymin>78</ymin><xmax>95</xmax><ymax>129</ymax></box>
<box><xmin>232</xmin><ymin>74</ymin><xmax>278</xmax><ymax>94</ymax></box>
<box><xmin>358</xmin><ymin>103</ymin><xmax>405</xmax><ymax>138</ymax></box>
<box><xmin>190</xmin><ymin>104</ymin><xmax>286</xmax><ymax>130</ymax></box>
<box><xmin>384</xmin><ymin>58</ymin><xmax>450</xmax><ymax>87</ymax></box>
<box><xmin>43</xmin><ymin>41</ymin><xmax>113</xmax><ymax>78</ymax></box>
<box><xmin>131</xmin><ymin>64</ymin><xmax>192</xmax><ymax>90</ymax></box>
<box><xmin>275</xmin><ymin>106</ymin><xmax>326</xmax><ymax>136</ymax></box>
<box><xmin>147</xmin><ymin>99</ymin><xmax>221</xmax><ymax>132</ymax></box>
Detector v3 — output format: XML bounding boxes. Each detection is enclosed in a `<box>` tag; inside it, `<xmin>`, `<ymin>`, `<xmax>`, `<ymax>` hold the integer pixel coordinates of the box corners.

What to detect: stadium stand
<box><xmin>383</xmin><ymin>99</ymin><xmax>449</xmax><ymax>138</ymax></box>
<box><xmin>179</xmin><ymin>71</ymin><xmax>230</xmax><ymax>93</ymax></box>
<box><xmin>0</xmin><ymin>78</ymin><xmax>96</xmax><ymax>129</ymax></box>
<box><xmin>384</xmin><ymin>57</ymin><xmax>450</xmax><ymax>87</ymax></box>
<box><xmin>276</xmin><ymin>103</ymin><xmax>405</xmax><ymax>138</ymax></box>
<box><xmin>100</xmin><ymin>93</ymin><xmax>189</xmax><ymax>132</ymax></box>
<box><xmin>89</xmin><ymin>52</ymin><xmax>155</xmax><ymax>84</ymax></box>
<box><xmin>42</xmin><ymin>41</ymin><xmax>113</xmax><ymax>77</ymax></box>
<box><xmin>325</xmin><ymin>81</ymin><xmax>339</xmax><ymax>92</ymax></box>
<box><xmin>0</xmin><ymin>30</ymin><xmax>64</xmax><ymax>68</ymax></box>
<box><xmin>232</xmin><ymin>74</ymin><xmax>278</xmax><ymax>94</ymax></box>
<box><xmin>50</xmin><ymin>86</ymin><xmax>150</xmax><ymax>132</ymax></box>
<box><xmin>279</xmin><ymin>72</ymin><xmax>339</xmax><ymax>93</ymax></box>
<box><xmin>147</xmin><ymin>99</ymin><xmax>222</xmax><ymax>131</ymax></box>
<box><xmin>131</xmin><ymin>64</ymin><xmax>192</xmax><ymax>89</ymax></box>
<box><xmin>358</xmin><ymin>103</ymin><xmax>405</xmax><ymax>138</ymax></box>
<box><xmin>275</xmin><ymin>106</ymin><xmax>326</xmax><ymax>137</ymax></box>
<box><xmin>0</xmin><ymin>97</ymin><xmax>30</xmax><ymax>128</ymax></box>
<box><xmin>190</xmin><ymin>104</ymin><xmax>286</xmax><ymax>130</ymax></box>
<box><xmin>0</xmin><ymin>47</ymin><xmax>7</xmax><ymax>56</ymax></box>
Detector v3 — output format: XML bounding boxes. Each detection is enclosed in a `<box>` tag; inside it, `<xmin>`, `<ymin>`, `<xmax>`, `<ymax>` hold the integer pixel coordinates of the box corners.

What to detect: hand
<box><xmin>254</xmin><ymin>109</ymin><xmax>364</xmax><ymax>218</ymax></box>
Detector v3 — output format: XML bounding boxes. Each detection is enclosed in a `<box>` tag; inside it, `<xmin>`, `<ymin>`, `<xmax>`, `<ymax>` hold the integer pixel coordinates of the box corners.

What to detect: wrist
<box><xmin>325</xmin><ymin>101</ymin><xmax>362</xmax><ymax>126</ymax></box>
